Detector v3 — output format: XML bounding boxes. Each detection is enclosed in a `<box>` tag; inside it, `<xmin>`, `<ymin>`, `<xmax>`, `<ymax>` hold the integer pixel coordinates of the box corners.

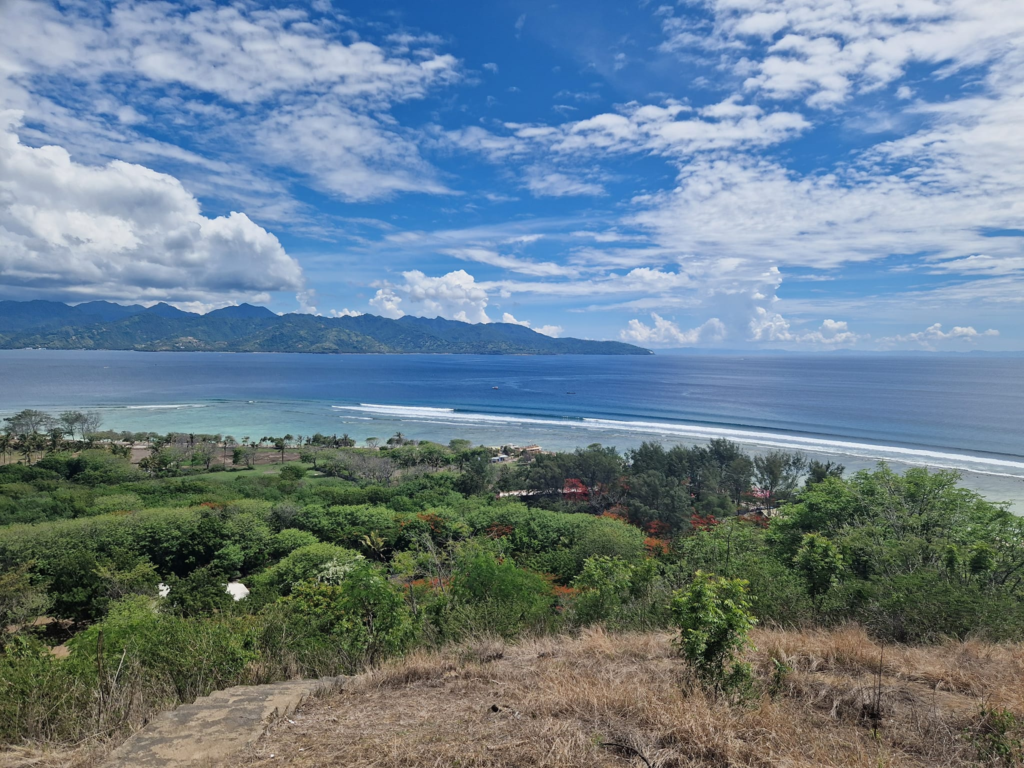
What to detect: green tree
<box><xmin>0</xmin><ymin>564</ymin><xmax>51</xmax><ymax>648</ymax></box>
<box><xmin>793</xmin><ymin>533</ymin><xmax>843</xmax><ymax>619</ymax></box>
<box><xmin>283</xmin><ymin>564</ymin><xmax>415</xmax><ymax>669</ymax></box>
<box><xmin>571</xmin><ymin>555</ymin><xmax>637</xmax><ymax>626</ymax></box>
<box><xmin>456</xmin><ymin>453</ymin><xmax>493</xmax><ymax>495</ymax></box>
<box><xmin>444</xmin><ymin>546</ymin><xmax>556</xmax><ymax>639</ymax></box>
<box><xmin>233</xmin><ymin>444</ymin><xmax>258</xmax><ymax>469</ymax></box>
<box><xmin>805</xmin><ymin>459</ymin><xmax>845</xmax><ymax>487</ymax></box>
<box><xmin>192</xmin><ymin>439</ymin><xmax>218</xmax><ymax>470</ymax></box>
<box><xmin>58</xmin><ymin>410</ymin><xmax>85</xmax><ymax>440</ymax></box>
<box><xmin>753</xmin><ymin>450</ymin><xmax>806</xmax><ymax>510</ymax></box>
<box><xmin>163</xmin><ymin>565</ymin><xmax>233</xmax><ymax>618</ymax></box>
<box><xmin>3</xmin><ymin>409</ymin><xmax>54</xmax><ymax>435</ymax></box>
<box><xmin>670</xmin><ymin>571</ymin><xmax>756</xmax><ymax>692</ymax></box>
<box><xmin>623</xmin><ymin>470</ymin><xmax>692</xmax><ymax>532</ymax></box>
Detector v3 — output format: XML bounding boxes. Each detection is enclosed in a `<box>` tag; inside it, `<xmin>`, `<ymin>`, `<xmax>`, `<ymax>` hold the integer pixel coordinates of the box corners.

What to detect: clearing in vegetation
<box><xmin>246</xmin><ymin>626</ymin><xmax>1024</xmax><ymax>768</ymax></box>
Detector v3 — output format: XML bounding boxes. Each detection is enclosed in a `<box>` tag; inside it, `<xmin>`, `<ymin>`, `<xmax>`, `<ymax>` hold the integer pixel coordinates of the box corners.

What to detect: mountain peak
<box><xmin>206</xmin><ymin>303</ymin><xmax>278</xmax><ymax>319</ymax></box>
<box><xmin>144</xmin><ymin>302</ymin><xmax>196</xmax><ymax>318</ymax></box>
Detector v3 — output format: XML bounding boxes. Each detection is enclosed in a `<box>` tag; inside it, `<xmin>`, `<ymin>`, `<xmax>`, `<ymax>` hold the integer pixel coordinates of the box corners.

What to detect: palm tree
<box><xmin>47</xmin><ymin>427</ymin><xmax>65</xmax><ymax>453</ymax></box>
<box><xmin>273</xmin><ymin>437</ymin><xmax>287</xmax><ymax>463</ymax></box>
<box><xmin>223</xmin><ymin>436</ymin><xmax>236</xmax><ymax>466</ymax></box>
<box><xmin>17</xmin><ymin>434</ymin><xmax>33</xmax><ymax>464</ymax></box>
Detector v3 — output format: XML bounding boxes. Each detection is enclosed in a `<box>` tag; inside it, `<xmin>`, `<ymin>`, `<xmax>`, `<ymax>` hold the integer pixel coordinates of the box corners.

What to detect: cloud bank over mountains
<box><xmin>0</xmin><ymin>0</ymin><xmax>1020</xmax><ymax>349</ymax></box>
<box><xmin>0</xmin><ymin>112</ymin><xmax>302</xmax><ymax>307</ymax></box>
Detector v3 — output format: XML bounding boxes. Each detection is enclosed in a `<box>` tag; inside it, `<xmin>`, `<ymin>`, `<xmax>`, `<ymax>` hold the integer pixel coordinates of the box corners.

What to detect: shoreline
<box><xmin>7</xmin><ymin>399</ymin><xmax>1022</xmax><ymax>512</ymax></box>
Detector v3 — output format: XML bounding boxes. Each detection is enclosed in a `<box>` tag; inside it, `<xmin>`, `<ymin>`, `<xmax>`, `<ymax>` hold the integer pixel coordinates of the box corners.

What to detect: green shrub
<box><xmin>439</xmin><ymin>545</ymin><xmax>556</xmax><ymax>640</ymax></box>
<box><xmin>254</xmin><ymin>543</ymin><xmax>364</xmax><ymax>595</ymax></box>
<box><xmin>279</xmin><ymin>564</ymin><xmax>415</xmax><ymax>672</ymax></box>
<box><xmin>270</xmin><ymin>528</ymin><xmax>320</xmax><ymax>557</ymax></box>
<box><xmin>36</xmin><ymin>450</ymin><xmax>142</xmax><ymax>486</ymax></box>
<box><xmin>571</xmin><ymin>556</ymin><xmax>638</xmax><ymax>627</ymax></box>
<box><xmin>0</xmin><ymin>639</ymin><xmax>100</xmax><ymax>744</ymax></box>
<box><xmin>671</xmin><ymin>571</ymin><xmax>756</xmax><ymax>693</ymax></box>
<box><xmin>162</xmin><ymin>565</ymin><xmax>234</xmax><ymax>618</ymax></box>
<box><xmin>72</xmin><ymin>596</ymin><xmax>260</xmax><ymax>701</ymax></box>
<box><xmin>857</xmin><ymin>570</ymin><xmax>1024</xmax><ymax>642</ymax></box>
<box><xmin>969</xmin><ymin>707</ymin><xmax>1024</xmax><ymax>767</ymax></box>
<box><xmin>278</xmin><ymin>465</ymin><xmax>307</xmax><ymax>482</ymax></box>
<box><xmin>89</xmin><ymin>493</ymin><xmax>144</xmax><ymax>515</ymax></box>
<box><xmin>793</xmin><ymin>532</ymin><xmax>843</xmax><ymax>619</ymax></box>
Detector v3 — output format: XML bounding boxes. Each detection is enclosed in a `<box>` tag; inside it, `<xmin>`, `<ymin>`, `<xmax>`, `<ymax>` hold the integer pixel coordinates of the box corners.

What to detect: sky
<box><xmin>0</xmin><ymin>0</ymin><xmax>1022</xmax><ymax>351</ymax></box>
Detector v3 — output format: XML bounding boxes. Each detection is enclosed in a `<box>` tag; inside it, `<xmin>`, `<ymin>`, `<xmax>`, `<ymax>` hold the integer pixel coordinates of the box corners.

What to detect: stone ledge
<box><xmin>101</xmin><ymin>677</ymin><xmax>344</xmax><ymax>768</ymax></box>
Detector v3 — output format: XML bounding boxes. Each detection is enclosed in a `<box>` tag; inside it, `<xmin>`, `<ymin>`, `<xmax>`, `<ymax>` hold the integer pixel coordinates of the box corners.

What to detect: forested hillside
<box><xmin>1</xmin><ymin>428</ymin><xmax>1023</xmax><ymax>759</ymax></box>
<box><xmin>0</xmin><ymin>301</ymin><xmax>650</xmax><ymax>355</ymax></box>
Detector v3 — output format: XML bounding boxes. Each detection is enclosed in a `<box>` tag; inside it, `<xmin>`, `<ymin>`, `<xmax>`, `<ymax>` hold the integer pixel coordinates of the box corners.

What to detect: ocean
<box><xmin>1</xmin><ymin>349</ymin><xmax>1022</xmax><ymax>510</ymax></box>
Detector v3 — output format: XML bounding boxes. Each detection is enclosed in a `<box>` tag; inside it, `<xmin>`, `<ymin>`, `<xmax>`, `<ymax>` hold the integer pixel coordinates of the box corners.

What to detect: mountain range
<box><xmin>0</xmin><ymin>301</ymin><xmax>650</xmax><ymax>356</ymax></box>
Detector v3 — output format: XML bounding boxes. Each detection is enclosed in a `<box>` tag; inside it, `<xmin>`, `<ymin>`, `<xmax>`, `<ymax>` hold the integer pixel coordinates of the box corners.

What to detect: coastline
<box><xmin>13</xmin><ymin>399</ymin><xmax>1022</xmax><ymax>513</ymax></box>
<box><xmin>2</xmin><ymin>350</ymin><xmax>1021</xmax><ymax>512</ymax></box>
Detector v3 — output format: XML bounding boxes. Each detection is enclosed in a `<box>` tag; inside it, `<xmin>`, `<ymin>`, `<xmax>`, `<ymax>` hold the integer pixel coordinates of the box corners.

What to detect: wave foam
<box><xmin>125</xmin><ymin>404</ymin><xmax>205</xmax><ymax>410</ymax></box>
<box><xmin>330</xmin><ymin>403</ymin><xmax>1024</xmax><ymax>477</ymax></box>
<box><xmin>580</xmin><ymin>418</ymin><xmax>1024</xmax><ymax>473</ymax></box>
<box><xmin>333</xmin><ymin>404</ymin><xmax>456</xmax><ymax>417</ymax></box>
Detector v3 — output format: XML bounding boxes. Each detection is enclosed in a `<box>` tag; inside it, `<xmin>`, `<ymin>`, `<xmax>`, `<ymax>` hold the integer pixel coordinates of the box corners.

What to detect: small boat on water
<box><xmin>492</xmin><ymin>386</ymin><xmax>499</xmax><ymax>389</ymax></box>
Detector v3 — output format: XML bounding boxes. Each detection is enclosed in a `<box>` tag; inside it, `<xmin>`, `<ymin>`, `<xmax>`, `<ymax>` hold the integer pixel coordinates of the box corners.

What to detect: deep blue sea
<box><xmin>1</xmin><ymin>350</ymin><xmax>1022</xmax><ymax>508</ymax></box>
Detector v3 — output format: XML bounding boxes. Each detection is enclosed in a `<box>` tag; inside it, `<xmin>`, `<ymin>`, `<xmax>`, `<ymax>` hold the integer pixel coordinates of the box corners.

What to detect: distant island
<box><xmin>0</xmin><ymin>300</ymin><xmax>651</xmax><ymax>356</ymax></box>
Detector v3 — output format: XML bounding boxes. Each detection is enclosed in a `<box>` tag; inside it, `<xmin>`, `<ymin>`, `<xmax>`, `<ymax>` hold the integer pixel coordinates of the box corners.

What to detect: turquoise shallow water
<box><xmin>1</xmin><ymin>350</ymin><xmax>1022</xmax><ymax>509</ymax></box>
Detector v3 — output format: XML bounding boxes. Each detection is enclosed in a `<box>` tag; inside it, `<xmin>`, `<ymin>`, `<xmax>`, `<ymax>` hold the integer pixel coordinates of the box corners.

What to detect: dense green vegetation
<box><xmin>1</xmin><ymin>425</ymin><xmax>1021</xmax><ymax>747</ymax></box>
<box><xmin>0</xmin><ymin>299</ymin><xmax>650</xmax><ymax>354</ymax></box>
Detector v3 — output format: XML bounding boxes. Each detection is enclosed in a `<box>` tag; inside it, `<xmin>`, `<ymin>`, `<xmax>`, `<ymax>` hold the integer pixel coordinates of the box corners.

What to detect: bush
<box><xmin>162</xmin><ymin>565</ymin><xmax>234</xmax><ymax>618</ymax></box>
<box><xmin>36</xmin><ymin>450</ymin><xmax>142</xmax><ymax>486</ymax></box>
<box><xmin>439</xmin><ymin>545</ymin><xmax>556</xmax><ymax>640</ymax></box>
<box><xmin>671</xmin><ymin>571</ymin><xmax>756</xmax><ymax>693</ymax></box>
<box><xmin>571</xmin><ymin>556</ymin><xmax>640</xmax><ymax>627</ymax></box>
<box><xmin>857</xmin><ymin>570</ymin><xmax>1024</xmax><ymax>642</ymax></box>
<box><xmin>280</xmin><ymin>564</ymin><xmax>415</xmax><ymax>672</ymax></box>
<box><xmin>278</xmin><ymin>464</ymin><xmax>307</xmax><ymax>482</ymax></box>
<box><xmin>72</xmin><ymin>596</ymin><xmax>260</xmax><ymax>702</ymax></box>
<box><xmin>270</xmin><ymin>528</ymin><xmax>320</xmax><ymax>557</ymax></box>
<box><xmin>89</xmin><ymin>492</ymin><xmax>143</xmax><ymax>515</ymax></box>
<box><xmin>253</xmin><ymin>543</ymin><xmax>364</xmax><ymax>596</ymax></box>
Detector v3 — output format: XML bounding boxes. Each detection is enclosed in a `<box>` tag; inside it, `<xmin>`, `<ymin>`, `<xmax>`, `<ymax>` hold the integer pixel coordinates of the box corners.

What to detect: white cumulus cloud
<box><xmin>879</xmin><ymin>323</ymin><xmax>999</xmax><ymax>348</ymax></box>
<box><xmin>620</xmin><ymin>314</ymin><xmax>727</xmax><ymax>346</ymax></box>
<box><xmin>749</xmin><ymin>309</ymin><xmax>862</xmax><ymax>345</ymax></box>
<box><xmin>372</xmin><ymin>270</ymin><xmax>491</xmax><ymax>323</ymax></box>
<box><xmin>501</xmin><ymin>312</ymin><xmax>564</xmax><ymax>337</ymax></box>
<box><xmin>0</xmin><ymin>111</ymin><xmax>303</xmax><ymax>303</ymax></box>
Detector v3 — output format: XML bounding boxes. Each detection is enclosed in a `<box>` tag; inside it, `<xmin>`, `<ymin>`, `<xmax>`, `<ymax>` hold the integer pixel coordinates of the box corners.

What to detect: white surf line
<box><xmin>581</xmin><ymin>418</ymin><xmax>1024</xmax><ymax>473</ymax></box>
<box><xmin>124</xmin><ymin>404</ymin><xmax>206</xmax><ymax>409</ymax></box>
<box><xmin>332</xmin><ymin>403</ymin><xmax>1024</xmax><ymax>477</ymax></box>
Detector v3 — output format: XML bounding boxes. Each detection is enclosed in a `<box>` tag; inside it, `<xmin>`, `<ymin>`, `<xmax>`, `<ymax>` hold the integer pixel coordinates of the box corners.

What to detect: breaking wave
<box><xmin>332</xmin><ymin>403</ymin><xmax>1024</xmax><ymax>478</ymax></box>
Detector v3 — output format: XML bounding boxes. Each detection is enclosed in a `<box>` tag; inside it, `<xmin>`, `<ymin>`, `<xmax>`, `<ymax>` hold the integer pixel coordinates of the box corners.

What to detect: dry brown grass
<box><xmin>245</xmin><ymin>626</ymin><xmax>1024</xmax><ymax>768</ymax></box>
<box><xmin>0</xmin><ymin>744</ymin><xmax>109</xmax><ymax>768</ymax></box>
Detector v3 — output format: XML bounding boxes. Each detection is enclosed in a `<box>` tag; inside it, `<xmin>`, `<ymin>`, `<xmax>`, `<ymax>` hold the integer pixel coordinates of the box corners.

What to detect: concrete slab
<box><xmin>102</xmin><ymin>677</ymin><xmax>343</xmax><ymax>768</ymax></box>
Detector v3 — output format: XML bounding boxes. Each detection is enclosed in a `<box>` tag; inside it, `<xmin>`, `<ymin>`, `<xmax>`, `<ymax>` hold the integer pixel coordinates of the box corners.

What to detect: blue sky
<box><xmin>0</xmin><ymin>0</ymin><xmax>1021</xmax><ymax>350</ymax></box>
